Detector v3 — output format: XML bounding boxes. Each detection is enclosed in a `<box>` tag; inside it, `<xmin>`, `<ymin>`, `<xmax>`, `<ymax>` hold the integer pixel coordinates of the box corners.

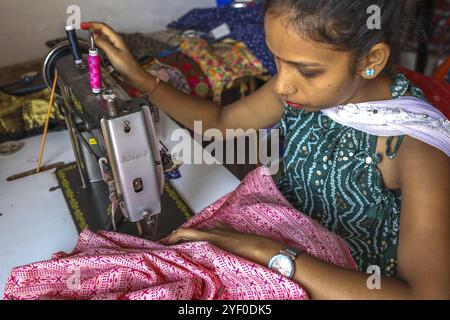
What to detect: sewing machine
<box><xmin>0</xmin><ymin>31</ymin><xmax>246</xmax><ymax>298</ymax></box>
<box><xmin>42</xmin><ymin>41</ymin><xmax>167</xmax><ymax>239</ymax></box>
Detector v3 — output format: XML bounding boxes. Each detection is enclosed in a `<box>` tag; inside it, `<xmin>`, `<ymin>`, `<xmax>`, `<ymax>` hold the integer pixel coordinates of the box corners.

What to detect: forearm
<box><xmin>290</xmin><ymin>253</ymin><xmax>415</xmax><ymax>300</ymax></box>
<box><xmin>140</xmin><ymin>74</ymin><xmax>222</xmax><ymax>132</ymax></box>
<box><xmin>254</xmin><ymin>244</ymin><xmax>415</xmax><ymax>300</ymax></box>
<box><xmin>166</xmin><ymin>226</ymin><xmax>425</xmax><ymax>299</ymax></box>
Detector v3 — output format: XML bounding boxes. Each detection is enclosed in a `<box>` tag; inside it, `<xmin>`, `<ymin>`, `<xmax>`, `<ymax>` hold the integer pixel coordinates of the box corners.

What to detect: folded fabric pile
<box><xmin>0</xmin><ymin>90</ymin><xmax>64</xmax><ymax>142</ymax></box>
<box><xmin>168</xmin><ymin>4</ymin><xmax>276</xmax><ymax>75</ymax></box>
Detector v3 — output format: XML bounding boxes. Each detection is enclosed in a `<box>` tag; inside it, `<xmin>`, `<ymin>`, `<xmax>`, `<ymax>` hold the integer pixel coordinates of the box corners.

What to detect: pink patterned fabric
<box><xmin>4</xmin><ymin>166</ymin><xmax>356</xmax><ymax>300</ymax></box>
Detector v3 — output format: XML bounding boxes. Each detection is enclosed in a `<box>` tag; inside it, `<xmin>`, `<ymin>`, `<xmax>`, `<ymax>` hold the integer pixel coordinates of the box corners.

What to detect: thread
<box><xmin>36</xmin><ymin>71</ymin><xmax>58</xmax><ymax>174</ymax></box>
<box><xmin>89</xmin><ymin>49</ymin><xmax>102</xmax><ymax>93</ymax></box>
<box><xmin>65</xmin><ymin>25</ymin><xmax>83</xmax><ymax>64</ymax></box>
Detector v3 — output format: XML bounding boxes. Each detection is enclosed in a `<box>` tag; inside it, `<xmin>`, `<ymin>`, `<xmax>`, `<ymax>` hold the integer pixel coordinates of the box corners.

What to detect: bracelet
<box><xmin>146</xmin><ymin>76</ymin><xmax>161</xmax><ymax>96</ymax></box>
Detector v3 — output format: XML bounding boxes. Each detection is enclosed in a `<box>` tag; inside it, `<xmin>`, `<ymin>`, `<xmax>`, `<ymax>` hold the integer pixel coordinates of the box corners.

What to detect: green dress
<box><xmin>276</xmin><ymin>73</ymin><xmax>427</xmax><ymax>277</ymax></box>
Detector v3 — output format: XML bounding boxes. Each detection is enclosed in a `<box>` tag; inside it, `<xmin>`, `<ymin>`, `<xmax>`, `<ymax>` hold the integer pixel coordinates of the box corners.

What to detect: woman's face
<box><xmin>264</xmin><ymin>13</ymin><xmax>364</xmax><ymax>111</ymax></box>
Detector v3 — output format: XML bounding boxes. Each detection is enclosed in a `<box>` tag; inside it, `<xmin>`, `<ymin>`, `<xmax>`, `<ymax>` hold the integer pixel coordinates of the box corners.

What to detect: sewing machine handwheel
<box><xmin>42</xmin><ymin>40</ymin><xmax>91</xmax><ymax>91</ymax></box>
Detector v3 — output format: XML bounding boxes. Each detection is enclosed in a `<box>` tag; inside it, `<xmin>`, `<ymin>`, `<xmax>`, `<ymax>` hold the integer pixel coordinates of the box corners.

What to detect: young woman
<box><xmin>80</xmin><ymin>0</ymin><xmax>450</xmax><ymax>299</ymax></box>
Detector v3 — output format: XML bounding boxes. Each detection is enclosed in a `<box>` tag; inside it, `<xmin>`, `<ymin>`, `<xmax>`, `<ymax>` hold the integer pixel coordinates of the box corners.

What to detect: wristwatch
<box><xmin>268</xmin><ymin>247</ymin><xmax>303</xmax><ymax>279</ymax></box>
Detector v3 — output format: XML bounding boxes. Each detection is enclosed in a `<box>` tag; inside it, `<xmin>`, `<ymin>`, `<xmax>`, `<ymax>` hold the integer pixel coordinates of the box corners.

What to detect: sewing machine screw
<box><xmin>124</xmin><ymin>121</ymin><xmax>132</xmax><ymax>133</ymax></box>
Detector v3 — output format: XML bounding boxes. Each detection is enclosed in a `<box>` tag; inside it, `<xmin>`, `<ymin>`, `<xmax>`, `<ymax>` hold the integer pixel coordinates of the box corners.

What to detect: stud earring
<box><xmin>366</xmin><ymin>68</ymin><xmax>375</xmax><ymax>77</ymax></box>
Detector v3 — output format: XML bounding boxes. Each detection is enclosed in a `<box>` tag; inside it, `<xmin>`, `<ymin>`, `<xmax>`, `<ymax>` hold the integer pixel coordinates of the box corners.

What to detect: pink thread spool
<box><xmin>89</xmin><ymin>51</ymin><xmax>102</xmax><ymax>93</ymax></box>
<box><xmin>88</xmin><ymin>31</ymin><xmax>102</xmax><ymax>94</ymax></box>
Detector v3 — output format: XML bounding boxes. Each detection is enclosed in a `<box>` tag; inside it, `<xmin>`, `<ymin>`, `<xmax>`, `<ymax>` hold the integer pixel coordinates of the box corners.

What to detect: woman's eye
<box><xmin>299</xmin><ymin>70</ymin><xmax>319</xmax><ymax>78</ymax></box>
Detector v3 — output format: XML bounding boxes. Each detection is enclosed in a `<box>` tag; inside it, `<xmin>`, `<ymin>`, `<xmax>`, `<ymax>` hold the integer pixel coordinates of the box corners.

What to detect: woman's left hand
<box><xmin>161</xmin><ymin>223</ymin><xmax>285</xmax><ymax>267</ymax></box>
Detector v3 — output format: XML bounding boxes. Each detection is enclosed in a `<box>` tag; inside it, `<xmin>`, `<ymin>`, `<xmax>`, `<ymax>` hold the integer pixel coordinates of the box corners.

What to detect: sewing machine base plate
<box><xmin>55</xmin><ymin>162</ymin><xmax>194</xmax><ymax>241</ymax></box>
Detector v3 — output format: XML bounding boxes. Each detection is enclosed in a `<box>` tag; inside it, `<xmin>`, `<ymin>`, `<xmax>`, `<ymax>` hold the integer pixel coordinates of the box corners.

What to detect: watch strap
<box><xmin>282</xmin><ymin>246</ymin><xmax>303</xmax><ymax>260</ymax></box>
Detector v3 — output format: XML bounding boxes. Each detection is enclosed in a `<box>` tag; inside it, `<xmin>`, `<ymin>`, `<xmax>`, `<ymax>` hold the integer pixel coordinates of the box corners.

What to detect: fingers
<box><xmin>163</xmin><ymin>228</ymin><xmax>216</xmax><ymax>245</ymax></box>
<box><xmin>92</xmin><ymin>34</ymin><xmax>119</xmax><ymax>57</ymax></box>
<box><xmin>84</xmin><ymin>22</ymin><xmax>114</xmax><ymax>37</ymax></box>
<box><xmin>214</xmin><ymin>221</ymin><xmax>234</xmax><ymax>231</ymax></box>
<box><xmin>81</xmin><ymin>21</ymin><xmax>114</xmax><ymax>37</ymax></box>
<box><xmin>80</xmin><ymin>22</ymin><xmax>90</xmax><ymax>30</ymax></box>
<box><xmin>160</xmin><ymin>223</ymin><xmax>238</xmax><ymax>246</ymax></box>
<box><xmin>80</xmin><ymin>21</ymin><xmax>126</xmax><ymax>52</ymax></box>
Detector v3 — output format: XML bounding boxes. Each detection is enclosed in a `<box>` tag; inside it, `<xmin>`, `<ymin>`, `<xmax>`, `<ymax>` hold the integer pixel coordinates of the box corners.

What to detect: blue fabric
<box><xmin>168</xmin><ymin>4</ymin><xmax>277</xmax><ymax>75</ymax></box>
<box><xmin>216</xmin><ymin>0</ymin><xmax>233</xmax><ymax>6</ymax></box>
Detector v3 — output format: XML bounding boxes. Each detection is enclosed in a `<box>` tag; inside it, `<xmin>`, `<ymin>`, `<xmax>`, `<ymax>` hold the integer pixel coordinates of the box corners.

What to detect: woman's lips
<box><xmin>285</xmin><ymin>100</ymin><xmax>306</xmax><ymax>109</ymax></box>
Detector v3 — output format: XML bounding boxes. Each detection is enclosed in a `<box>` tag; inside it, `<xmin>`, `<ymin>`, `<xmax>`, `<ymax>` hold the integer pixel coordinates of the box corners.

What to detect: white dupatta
<box><xmin>321</xmin><ymin>96</ymin><xmax>450</xmax><ymax>157</ymax></box>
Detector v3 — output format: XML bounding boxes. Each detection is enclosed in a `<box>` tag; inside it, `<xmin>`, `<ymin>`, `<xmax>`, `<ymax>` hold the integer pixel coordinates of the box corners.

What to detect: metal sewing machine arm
<box><xmin>42</xmin><ymin>35</ymin><xmax>165</xmax><ymax>237</ymax></box>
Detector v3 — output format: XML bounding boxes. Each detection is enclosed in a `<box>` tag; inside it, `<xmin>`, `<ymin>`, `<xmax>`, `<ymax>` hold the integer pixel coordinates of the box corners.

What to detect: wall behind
<box><xmin>0</xmin><ymin>0</ymin><xmax>215</xmax><ymax>68</ymax></box>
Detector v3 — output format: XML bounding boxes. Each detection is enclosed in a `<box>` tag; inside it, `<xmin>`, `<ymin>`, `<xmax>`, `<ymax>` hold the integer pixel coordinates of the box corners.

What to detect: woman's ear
<box><xmin>359</xmin><ymin>42</ymin><xmax>391</xmax><ymax>79</ymax></box>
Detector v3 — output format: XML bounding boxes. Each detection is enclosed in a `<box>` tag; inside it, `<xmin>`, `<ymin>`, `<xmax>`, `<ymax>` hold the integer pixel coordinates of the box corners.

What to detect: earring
<box><xmin>366</xmin><ymin>68</ymin><xmax>375</xmax><ymax>77</ymax></box>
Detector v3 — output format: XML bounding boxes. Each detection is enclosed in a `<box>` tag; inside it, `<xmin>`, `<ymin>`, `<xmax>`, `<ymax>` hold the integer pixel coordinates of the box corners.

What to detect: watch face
<box><xmin>271</xmin><ymin>254</ymin><xmax>293</xmax><ymax>278</ymax></box>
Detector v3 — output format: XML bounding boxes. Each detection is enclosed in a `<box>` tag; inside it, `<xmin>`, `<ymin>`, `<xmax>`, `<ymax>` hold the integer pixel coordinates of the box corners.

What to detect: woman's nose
<box><xmin>274</xmin><ymin>59</ymin><xmax>298</xmax><ymax>96</ymax></box>
<box><xmin>274</xmin><ymin>76</ymin><xmax>297</xmax><ymax>96</ymax></box>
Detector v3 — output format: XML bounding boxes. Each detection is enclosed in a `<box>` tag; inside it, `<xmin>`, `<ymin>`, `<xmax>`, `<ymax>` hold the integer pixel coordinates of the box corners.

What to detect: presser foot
<box><xmin>136</xmin><ymin>213</ymin><xmax>159</xmax><ymax>240</ymax></box>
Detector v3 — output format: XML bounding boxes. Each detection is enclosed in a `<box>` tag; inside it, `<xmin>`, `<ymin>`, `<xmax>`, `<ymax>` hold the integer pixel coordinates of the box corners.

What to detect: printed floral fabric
<box><xmin>168</xmin><ymin>4</ymin><xmax>276</xmax><ymax>75</ymax></box>
<box><xmin>143</xmin><ymin>59</ymin><xmax>191</xmax><ymax>94</ymax></box>
<box><xmin>179</xmin><ymin>38</ymin><xmax>268</xmax><ymax>104</ymax></box>
<box><xmin>159</xmin><ymin>52</ymin><xmax>213</xmax><ymax>100</ymax></box>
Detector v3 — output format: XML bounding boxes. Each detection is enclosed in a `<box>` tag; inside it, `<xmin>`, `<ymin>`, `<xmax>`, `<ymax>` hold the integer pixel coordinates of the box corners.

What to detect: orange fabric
<box><xmin>432</xmin><ymin>57</ymin><xmax>450</xmax><ymax>82</ymax></box>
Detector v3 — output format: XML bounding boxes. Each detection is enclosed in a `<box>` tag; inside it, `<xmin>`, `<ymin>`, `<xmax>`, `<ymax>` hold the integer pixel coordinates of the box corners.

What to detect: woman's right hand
<box><xmin>80</xmin><ymin>21</ymin><xmax>153</xmax><ymax>92</ymax></box>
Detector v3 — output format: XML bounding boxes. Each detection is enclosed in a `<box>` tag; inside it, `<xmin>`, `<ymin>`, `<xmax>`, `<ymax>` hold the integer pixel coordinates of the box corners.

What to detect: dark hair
<box><xmin>264</xmin><ymin>0</ymin><xmax>425</xmax><ymax>75</ymax></box>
